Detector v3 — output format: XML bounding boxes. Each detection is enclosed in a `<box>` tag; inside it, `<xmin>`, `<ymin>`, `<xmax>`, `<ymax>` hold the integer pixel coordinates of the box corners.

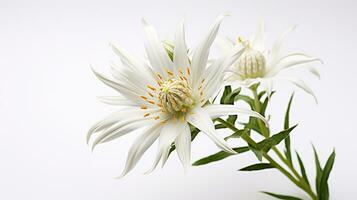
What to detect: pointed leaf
<box><xmin>256</xmin><ymin>125</ymin><xmax>298</xmax><ymax>152</ymax></box>
<box><xmin>318</xmin><ymin>150</ymin><xmax>336</xmax><ymax>200</ymax></box>
<box><xmin>220</xmin><ymin>86</ymin><xmax>232</xmax><ymax>104</ymax></box>
<box><xmin>313</xmin><ymin>145</ymin><xmax>323</xmax><ymax>194</ymax></box>
<box><xmin>296</xmin><ymin>151</ymin><xmax>310</xmax><ymax>186</ymax></box>
<box><xmin>262</xmin><ymin>192</ymin><xmax>303</xmax><ymax>200</ymax></box>
<box><xmin>284</xmin><ymin>93</ymin><xmax>294</xmax><ymax>165</ymax></box>
<box><xmin>192</xmin><ymin>146</ymin><xmax>249</xmax><ymax>166</ymax></box>
<box><xmin>239</xmin><ymin>163</ymin><xmax>274</xmax><ymax>171</ymax></box>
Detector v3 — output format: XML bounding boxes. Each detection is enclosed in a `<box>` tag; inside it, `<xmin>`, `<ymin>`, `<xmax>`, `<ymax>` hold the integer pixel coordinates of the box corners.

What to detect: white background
<box><xmin>1</xmin><ymin>0</ymin><xmax>356</xmax><ymax>199</ymax></box>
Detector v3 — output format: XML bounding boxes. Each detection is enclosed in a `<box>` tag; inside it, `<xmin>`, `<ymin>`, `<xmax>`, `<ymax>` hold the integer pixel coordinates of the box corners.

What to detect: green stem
<box><xmin>217</xmin><ymin>118</ymin><xmax>317</xmax><ymax>200</ymax></box>
<box><xmin>248</xmin><ymin>87</ymin><xmax>317</xmax><ymax>200</ymax></box>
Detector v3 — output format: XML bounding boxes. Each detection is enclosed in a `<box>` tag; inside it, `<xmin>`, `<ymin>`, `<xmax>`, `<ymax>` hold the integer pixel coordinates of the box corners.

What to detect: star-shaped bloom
<box><xmin>219</xmin><ymin>21</ymin><xmax>322</xmax><ymax>102</ymax></box>
<box><xmin>88</xmin><ymin>15</ymin><xmax>267</xmax><ymax>177</ymax></box>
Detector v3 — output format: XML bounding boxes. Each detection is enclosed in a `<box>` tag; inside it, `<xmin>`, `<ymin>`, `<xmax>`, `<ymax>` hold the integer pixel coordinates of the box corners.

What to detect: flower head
<box><xmin>88</xmin><ymin>15</ymin><xmax>268</xmax><ymax>177</ymax></box>
<box><xmin>220</xmin><ymin>21</ymin><xmax>322</xmax><ymax>102</ymax></box>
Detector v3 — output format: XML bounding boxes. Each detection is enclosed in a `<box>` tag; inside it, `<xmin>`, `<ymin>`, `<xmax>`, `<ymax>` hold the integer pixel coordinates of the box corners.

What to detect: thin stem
<box><xmin>248</xmin><ymin>87</ymin><xmax>317</xmax><ymax>199</ymax></box>
<box><xmin>217</xmin><ymin>118</ymin><xmax>316</xmax><ymax>199</ymax></box>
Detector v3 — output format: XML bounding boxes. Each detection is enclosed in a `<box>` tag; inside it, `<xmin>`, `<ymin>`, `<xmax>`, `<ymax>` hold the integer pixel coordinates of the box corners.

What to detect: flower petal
<box><xmin>202</xmin><ymin>46</ymin><xmax>245</xmax><ymax>102</ymax></box>
<box><xmin>251</xmin><ymin>19</ymin><xmax>266</xmax><ymax>52</ymax></box>
<box><xmin>175</xmin><ymin>123</ymin><xmax>191</xmax><ymax>170</ymax></box>
<box><xmin>142</xmin><ymin>18</ymin><xmax>173</xmax><ymax>77</ymax></box>
<box><xmin>186</xmin><ymin>106</ymin><xmax>236</xmax><ymax>154</ymax></box>
<box><xmin>278</xmin><ymin>76</ymin><xmax>318</xmax><ymax>103</ymax></box>
<box><xmin>97</xmin><ymin>96</ymin><xmax>136</xmax><ymax>106</ymax></box>
<box><xmin>117</xmin><ymin>124</ymin><xmax>162</xmax><ymax>178</ymax></box>
<box><xmin>270</xmin><ymin>25</ymin><xmax>297</xmax><ymax>63</ymax></box>
<box><xmin>173</xmin><ymin>19</ymin><xmax>190</xmax><ymax>75</ymax></box>
<box><xmin>110</xmin><ymin>43</ymin><xmax>156</xmax><ymax>83</ymax></box>
<box><xmin>191</xmin><ymin>14</ymin><xmax>226</xmax><ymax>84</ymax></box>
<box><xmin>91</xmin><ymin>116</ymin><xmax>156</xmax><ymax>150</ymax></box>
<box><xmin>269</xmin><ymin>57</ymin><xmax>322</xmax><ymax>77</ymax></box>
<box><xmin>91</xmin><ymin>68</ymin><xmax>143</xmax><ymax>104</ymax></box>
<box><xmin>145</xmin><ymin>119</ymin><xmax>187</xmax><ymax>173</ymax></box>
<box><xmin>203</xmin><ymin>104</ymin><xmax>268</xmax><ymax>126</ymax></box>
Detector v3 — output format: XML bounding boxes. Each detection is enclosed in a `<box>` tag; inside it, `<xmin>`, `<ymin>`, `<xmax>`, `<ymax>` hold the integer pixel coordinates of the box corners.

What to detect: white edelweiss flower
<box><xmin>219</xmin><ymin>20</ymin><xmax>322</xmax><ymax>102</ymax></box>
<box><xmin>88</xmin><ymin>15</ymin><xmax>268</xmax><ymax>177</ymax></box>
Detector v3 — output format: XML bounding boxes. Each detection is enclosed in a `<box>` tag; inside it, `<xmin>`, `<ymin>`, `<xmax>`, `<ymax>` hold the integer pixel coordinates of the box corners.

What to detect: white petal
<box><xmin>278</xmin><ymin>76</ymin><xmax>318</xmax><ymax>103</ymax></box>
<box><xmin>216</xmin><ymin>36</ymin><xmax>235</xmax><ymax>55</ymax></box>
<box><xmin>159</xmin><ymin>120</ymin><xmax>188</xmax><ymax>167</ymax></box>
<box><xmin>270</xmin><ymin>25</ymin><xmax>297</xmax><ymax>63</ymax></box>
<box><xmin>269</xmin><ymin>57</ymin><xmax>322</xmax><ymax>77</ymax></box>
<box><xmin>191</xmin><ymin>14</ymin><xmax>226</xmax><ymax>85</ymax></box>
<box><xmin>305</xmin><ymin>65</ymin><xmax>321</xmax><ymax>79</ymax></box>
<box><xmin>145</xmin><ymin>119</ymin><xmax>187</xmax><ymax>173</ymax></box>
<box><xmin>118</xmin><ymin>124</ymin><xmax>162</xmax><ymax>178</ymax></box>
<box><xmin>87</xmin><ymin>107</ymin><xmax>140</xmax><ymax>144</ymax></box>
<box><xmin>91</xmin><ymin>68</ymin><xmax>142</xmax><ymax>104</ymax></box>
<box><xmin>173</xmin><ymin>19</ymin><xmax>190</xmax><ymax>75</ymax></box>
<box><xmin>142</xmin><ymin>18</ymin><xmax>173</xmax><ymax>76</ymax></box>
<box><xmin>175</xmin><ymin>123</ymin><xmax>191</xmax><ymax>170</ymax></box>
<box><xmin>202</xmin><ymin>46</ymin><xmax>245</xmax><ymax>101</ymax></box>
<box><xmin>186</xmin><ymin>106</ymin><xmax>236</xmax><ymax>154</ymax></box>
<box><xmin>91</xmin><ymin>116</ymin><xmax>156</xmax><ymax>150</ymax></box>
<box><xmin>110</xmin><ymin>43</ymin><xmax>156</xmax><ymax>83</ymax></box>
<box><xmin>97</xmin><ymin>96</ymin><xmax>137</xmax><ymax>106</ymax></box>
<box><xmin>203</xmin><ymin>104</ymin><xmax>268</xmax><ymax>126</ymax></box>
<box><xmin>252</xmin><ymin>19</ymin><xmax>266</xmax><ymax>51</ymax></box>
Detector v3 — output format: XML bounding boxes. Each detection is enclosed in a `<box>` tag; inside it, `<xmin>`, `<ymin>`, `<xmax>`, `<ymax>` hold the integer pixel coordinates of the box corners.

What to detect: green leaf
<box><xmin>256</xmin><ymin>125</ymin><xmax>298</xmax><ymax>153</ymax></box>
<box><xmin>260</xmin><ymin>91</ymin><xmax>275</xmax><ymax>116</ymax></box>
<box><xmin>249</xmin><ymin>145</ymin><xmax>263</xmax><ymax>161</ymax></box>
<box><xmin>239</xmin><ymin>163</ymin><xmax>274</xmax><ymax>171</ymax></box>
<box><xmin>192</xmin><ymin>146</ymin><xmax>249</xmax><ymax>166</ymax></box>
<box><xmin>224</xmin><ymin>88</ymin><xmax>241</xmax><ymax>104</ymax></box>
<box><xmin>224</xmin><ymin>128</ymin><xmax>249</xmax><ymax>141</ymax></box>
<box><xmin>313</xmin><ymin>145</ymin><xmax>323</xmax><ymax>195</ymax></box>
<box><xmin>295</xmin><ymin>151</ymin><xmax>310</xmax><ymax>186</ymax></box>
<box><xmin>220</xmin><ymin>86</ymin><xmax>232</xmax><ymax>104</ymax></box>
<box><xmin>235</xmin><ymin>94</ymin><xmax>254</xmax><ymax>108</ymax></box>
<box><xmin>318</xmin><ymin>150</ymin><xmax>336</xmax><ymax>200</ymax></box>
<box><xmin>284</xmin><ymin>93</ymin><xmax>294</xmax><ymax>165</ymax></box>
<box><xmin>262</xmin><ymin>192</ymin><xmax>303</xmax><ymax>200</ymax></box>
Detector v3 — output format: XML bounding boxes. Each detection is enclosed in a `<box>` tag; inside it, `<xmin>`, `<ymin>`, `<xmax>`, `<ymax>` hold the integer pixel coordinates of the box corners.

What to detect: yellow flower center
<box><xmin>236</xmin><ymin>48</ymin><xmax>266</xmax><ymax>79</ymax></box>
<box><xmin>158</xmin><ymin>79</ymin><xmax>194</xmax><ymax>115</ymax></box>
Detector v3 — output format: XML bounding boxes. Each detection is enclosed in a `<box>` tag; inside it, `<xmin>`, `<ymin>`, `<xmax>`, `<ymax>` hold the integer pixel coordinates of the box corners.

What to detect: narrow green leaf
<box><xmin>220</xmin><ymin>86</ymin><xmax>232</xmax><ymax>104</ymax></box>
<box><xmin>239</xmin><ymin>163</ymin><xmax>274</xmax><ymax>171</ymax></box>
<box><xmin>235</xmin><ymin>95</ymin><xmax>254</xmax><ymax>108</ymax></box>
<box><xmin>224</xmin><ymin>129</ymin><xmax>248</xmax><ymax>141</ymax></box>
<box><xmin>318</xmin><ymin>150</ymin><xmax>336</xmax><ymax>200</ymax></box>
<box><xmin>260</xmin><ymin>91</ymin><xmax>275</xmax><ymax>115</ymax></box>
<box><xmin>262</xmin><ymin>192</ymin><xmax>303</xmax><ymax>200</ymax></box>
<box><xmin>295</xmin><ymin>151</ymin><xmax>310</xmax><ymax>186</ymax></box>
<box><xmin>224</xmin><ymin>88</ymin><xmax>241</xmax><ymax>104</ymax></box>
<box><xmin>192</xmin><ymin>146</ymin><xmax>249</xmax><ymax>166</ymax></box>
<box><xmin>256</xmin><ymin>125</ymin><xmax>298</xmax><ymax>152</ymax></box>
<box><xmin>248</xmin><ymin>143</ymin><xmax>263</xmax><ymax>161</ymax></box>
<box><xmin>284</xmin><ymin>93</ymin><xmax>294</xmax><ymax>165</ymax></box>
<box><xmin>313</xmin><ymin>145</ymin><xmax>323</xmax><ymax>194</ymax></box>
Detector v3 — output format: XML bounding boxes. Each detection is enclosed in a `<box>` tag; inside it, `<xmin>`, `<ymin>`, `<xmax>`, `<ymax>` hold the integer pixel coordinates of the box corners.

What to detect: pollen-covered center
<box><xmin>236</xmin><ymin>48</ymin><xmax>266</xmax><ymax>79</ymax></box>
<box><xmin>158</xmin><ymin>79</ymin><xmax>194</xmax><ymax>115</ymax></box>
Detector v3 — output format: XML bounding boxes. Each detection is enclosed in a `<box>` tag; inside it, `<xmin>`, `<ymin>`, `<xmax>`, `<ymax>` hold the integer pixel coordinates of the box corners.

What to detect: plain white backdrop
<box><xmin>1</xmin><ymin>0</ymin><xmax>356</xmax><ymax>199</ymax></box>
